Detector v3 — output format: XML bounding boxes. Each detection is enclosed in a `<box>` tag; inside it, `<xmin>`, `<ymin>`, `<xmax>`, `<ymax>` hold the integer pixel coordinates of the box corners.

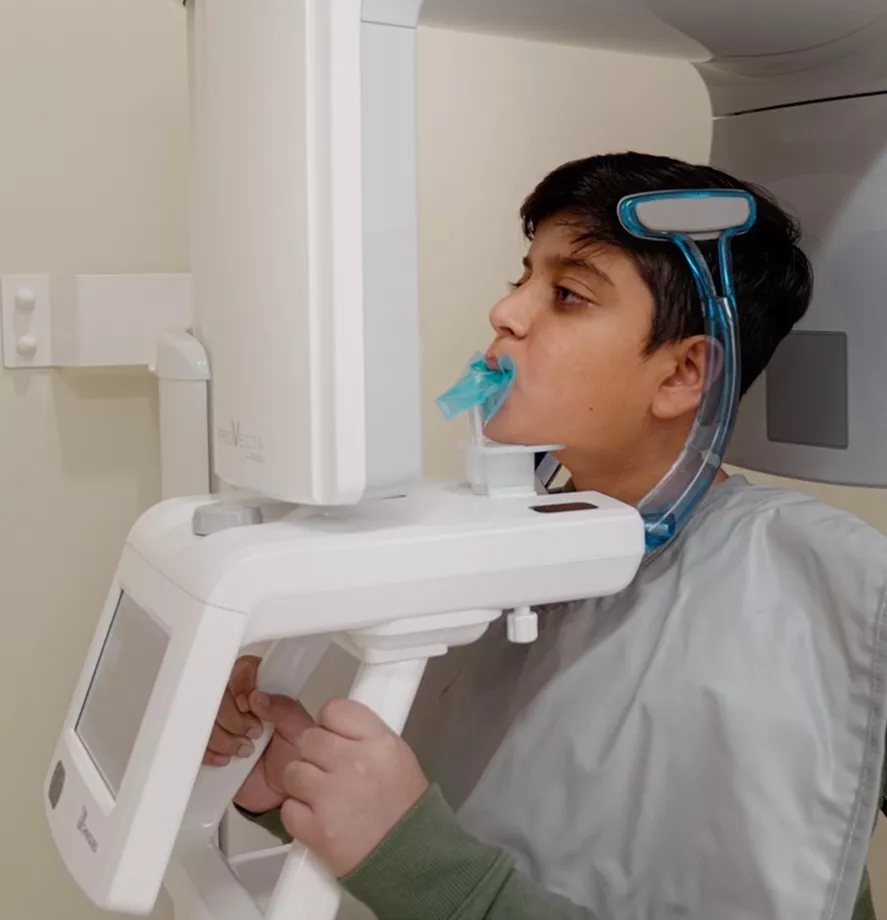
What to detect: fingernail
<box><xmin>256</xmin><ymin>692</ymin><xmax>271</xmax><ymax>709</ymax></box>
<box><xmin>247</xmin><ymin>728</ymin><xmax>262</xmax><ymax>740</ymax></box>
<box><xmin>236</xmin><ymin>694</ymin><xmax>250</xmax><ymax>713</ymax></box>
<box><xmin>237</xmin><ymin>742</ymin><xmax>254</xmax><ymax>758</ymax></box>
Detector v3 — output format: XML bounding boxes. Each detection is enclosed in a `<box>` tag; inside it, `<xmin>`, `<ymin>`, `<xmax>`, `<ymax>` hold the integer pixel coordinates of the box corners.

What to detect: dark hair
<box><xmin>520</xmin><ymin>151</ymin><xmax>813</xmax><ymax>396</ymax></box>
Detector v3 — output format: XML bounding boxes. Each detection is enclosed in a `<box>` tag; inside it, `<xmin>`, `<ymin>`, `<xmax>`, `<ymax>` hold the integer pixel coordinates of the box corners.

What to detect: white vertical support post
<box><xmin>153</xmin><ymin>329</ymin><xmax>212</xmax><ymax>500</ymax></box>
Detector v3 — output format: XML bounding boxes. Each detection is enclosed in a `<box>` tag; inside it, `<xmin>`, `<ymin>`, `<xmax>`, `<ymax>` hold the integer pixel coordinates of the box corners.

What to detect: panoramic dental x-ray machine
<box><xmin>41</xmin><ymin>1</ymin><xmax>887</xmax><ymax>919</ymax></box>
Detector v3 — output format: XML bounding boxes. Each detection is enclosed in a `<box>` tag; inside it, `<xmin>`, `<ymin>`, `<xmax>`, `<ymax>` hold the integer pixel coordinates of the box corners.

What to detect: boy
<box><xmin>203</xmin><ymin>153</ymin><xmax>887</xmax><ymax>919</ymax></box>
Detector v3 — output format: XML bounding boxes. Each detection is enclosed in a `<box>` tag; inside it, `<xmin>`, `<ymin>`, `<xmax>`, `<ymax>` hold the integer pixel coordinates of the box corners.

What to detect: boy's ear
<box><xmin>650</xmin><ymin>336</ymin><xmax>710</xmax><ymax>421</ymax></box>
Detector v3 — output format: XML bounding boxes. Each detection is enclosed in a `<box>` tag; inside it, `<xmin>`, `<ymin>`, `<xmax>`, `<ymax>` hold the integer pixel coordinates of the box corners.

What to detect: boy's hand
<box><xmin>280</xmin><ymin>699</ymin><xmax>430</xmax><ymax>877</ymax></box>
<box><xmin>203</xmin><ymin>655</ymin><xmax>315</xmax><ymax>815</ymax></box>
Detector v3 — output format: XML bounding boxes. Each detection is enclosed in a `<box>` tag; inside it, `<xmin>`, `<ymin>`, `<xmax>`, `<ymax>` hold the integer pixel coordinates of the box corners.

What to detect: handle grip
<box><xmin>256</xmin><ymin>636</ymin><xmax>333</xmax><ymax>699</ymax></box>
<box><xmin>177</xmin><ymin>639</ymin><xmax>427</xmax><ymax>920</ymax></box>
<box><xmin>184</xmin><ymin>635</ymin><xmax>331</xmax><ymax>837</ymax></box>
<box><xmin>262</xmin><ymin>657</ymin><xmax>428</xmax><ymax>920</ymax></box>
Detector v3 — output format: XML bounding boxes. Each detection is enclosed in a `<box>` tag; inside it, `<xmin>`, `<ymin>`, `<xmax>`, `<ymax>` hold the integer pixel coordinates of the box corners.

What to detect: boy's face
<box><xmin>484</xmin><ymin>217</ymin><xmax>704</xmax><ymax>486</ymax></box>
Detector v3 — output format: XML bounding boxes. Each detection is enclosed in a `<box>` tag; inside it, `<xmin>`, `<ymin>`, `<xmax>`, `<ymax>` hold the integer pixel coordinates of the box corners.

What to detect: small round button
<box><xmin>15</xmin><ymin>289</ymin><xmax>36</xmax><ymax>312</ymax></box>
<box><xmin>16</xmin><ymin>335</ymin><xmax>37</xmax><ymax>357</ymax></box>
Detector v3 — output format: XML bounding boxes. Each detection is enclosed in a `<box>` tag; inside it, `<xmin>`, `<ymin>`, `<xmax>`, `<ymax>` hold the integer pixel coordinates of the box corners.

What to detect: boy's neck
<box><xmin>567</xmin><ymin>459</ymin><xmax>728</xmax><ymax>508</ymax></box>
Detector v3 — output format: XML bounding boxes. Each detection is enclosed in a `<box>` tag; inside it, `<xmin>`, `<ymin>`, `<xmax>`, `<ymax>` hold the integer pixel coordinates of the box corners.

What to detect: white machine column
<box><xmin>187</xmin><ymin>0</ymin><xmax>423</xmax><ymax>507</ymax></box>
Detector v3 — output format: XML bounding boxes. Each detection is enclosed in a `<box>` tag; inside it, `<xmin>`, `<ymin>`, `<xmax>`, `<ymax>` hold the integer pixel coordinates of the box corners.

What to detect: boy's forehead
<box><xmin>528</xmin><ymin>220</ymin><xmax>627</xmax><ymax>281</ymax></box>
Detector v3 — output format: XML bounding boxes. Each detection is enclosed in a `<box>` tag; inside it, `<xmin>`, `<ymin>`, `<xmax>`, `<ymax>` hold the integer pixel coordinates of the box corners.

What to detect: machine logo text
<box><xmin>76</xmin><ymin>806</ymin><xmax>98</xmax><ymax>852</ymax></box>
<box><xmin>218</xmin><ymin>420</ymin><xmax>265</xmax><ymax>464</ymax></box>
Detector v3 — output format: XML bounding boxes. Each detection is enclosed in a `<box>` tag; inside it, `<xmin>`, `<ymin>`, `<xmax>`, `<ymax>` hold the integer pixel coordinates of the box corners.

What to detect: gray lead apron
<box><xmin>404</xmin><ymin>475</ymin><xmax>887</xmax><ymax>919</ymax></box>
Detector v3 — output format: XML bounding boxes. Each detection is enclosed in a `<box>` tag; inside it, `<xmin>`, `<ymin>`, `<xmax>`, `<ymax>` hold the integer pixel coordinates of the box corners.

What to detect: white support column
<box><xmin>152</xmin><ymin>329</ymin><xmax>212</xmax><ymax>500</ymax></box>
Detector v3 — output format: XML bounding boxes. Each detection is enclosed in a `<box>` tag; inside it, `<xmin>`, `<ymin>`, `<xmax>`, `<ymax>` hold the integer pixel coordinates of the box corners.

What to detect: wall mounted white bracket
<box><xmin>1</xmin><ymin>273</ymin><xmax>209</xmax><ymax>501</ymax></box>
<box><xmin>1</xmin><ymin>274</ymin><xmax>193</xmax><ymax>369</ymax></box>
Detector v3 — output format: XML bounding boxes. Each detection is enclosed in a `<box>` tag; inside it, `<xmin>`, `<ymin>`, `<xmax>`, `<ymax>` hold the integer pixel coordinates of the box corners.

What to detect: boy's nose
<box><xmin>489</xmin><ymin>286</ymin><xmax>536</xmax><ymax>339</ymax></box>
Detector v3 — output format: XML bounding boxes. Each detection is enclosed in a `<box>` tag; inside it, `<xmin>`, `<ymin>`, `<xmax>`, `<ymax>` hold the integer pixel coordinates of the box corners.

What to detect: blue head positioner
<box><xmin>618</xmin><ymin>188</ymin><xmax>756</xmax><ymax>551</ymax></box>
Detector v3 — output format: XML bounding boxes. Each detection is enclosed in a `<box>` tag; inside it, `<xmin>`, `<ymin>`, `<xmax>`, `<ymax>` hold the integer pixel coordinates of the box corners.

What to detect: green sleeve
<box><xmin>232</xmin><ymin>802</ymin><xmax>292</xmax><ymax>843</ymax></box>
<box><xmin>342</xmin><ymin>785</ymin><xmax>597</xmax><ymax>920</ymax></box>
<box><xmin>853</xmin><ymin>868</ymin><xmax>877</xmax><ymax>920</ymax></box>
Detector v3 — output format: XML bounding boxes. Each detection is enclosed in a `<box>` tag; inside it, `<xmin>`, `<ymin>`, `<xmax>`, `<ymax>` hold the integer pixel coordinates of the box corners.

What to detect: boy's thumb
<box><xmin>249</xmin><ymin>690</ymin><xmax>314</xmax><ymax>744</ymax></box>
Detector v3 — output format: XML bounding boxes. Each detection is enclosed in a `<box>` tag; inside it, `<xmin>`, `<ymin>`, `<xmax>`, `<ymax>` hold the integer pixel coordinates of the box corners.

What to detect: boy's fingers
<box><xmin>207</xmin><ymin>723</ymin><xmax>257</xmax><ymax>759</ymax></box>
<box><xmin>216</xmin><ymin>689</ymin><xmax>263</xmax><ymax>739</ymax></box>
<box><xmin>281</xmin><ymin>760</ymin><xmax>326</xmax><ymax>805</ymax></box>
<box><xmin>280</xmin><ymin>797</ymin><xmax>316</xmax><ymax>844</ymax></box>
<box><xmin>318</xmin><ymin>698</ymin><xmax>387</xmax><ymax>741</ymax></box>
<box><xmin>295</xmin><ymin>725</ymin><xmax>351</xmax><ymax>772</ymax></box>
<box><xmin>202</xmin><ymin>751</ymin><xmax>231</xmax><ymax>768</ymax></box>
<box><xmin>228</xmin><ymin>656</ymin><xmax>262</xmax><ymax>708</ymax></box>
<box><xmin>249</xmin><ymin>690</ymin><xmax>314</xmax><ymax>745</ymax></box>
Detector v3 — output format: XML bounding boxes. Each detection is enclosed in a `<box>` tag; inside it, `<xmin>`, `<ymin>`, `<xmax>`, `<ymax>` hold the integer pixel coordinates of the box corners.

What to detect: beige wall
<box><xmin>0</xmin><ymin>1</ymin><xmax>188</xmax><ymax>919</ymax></box>
<box><xmin>1</xmin><ymin>2</ymin><xmax>881</xmax><ymax>918</ymax></box>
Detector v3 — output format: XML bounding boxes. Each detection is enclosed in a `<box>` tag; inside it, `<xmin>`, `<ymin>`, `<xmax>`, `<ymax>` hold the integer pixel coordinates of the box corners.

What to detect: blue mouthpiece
<box><xmin>435</xmin><ymin>353</ymin><xmax>516</xmax><ymax>423</ymax></box>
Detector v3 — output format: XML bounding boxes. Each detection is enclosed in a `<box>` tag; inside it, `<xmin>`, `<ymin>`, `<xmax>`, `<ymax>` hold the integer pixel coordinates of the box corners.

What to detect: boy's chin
<box><xmin>481</xmin><ymin>414</ymin><xmax>513</xmax><ymax>444</ymax></box>
<box><xmin>483</xmin><ymin>415</ymin><xmax>542</xmax><ymax>447</ymax></box>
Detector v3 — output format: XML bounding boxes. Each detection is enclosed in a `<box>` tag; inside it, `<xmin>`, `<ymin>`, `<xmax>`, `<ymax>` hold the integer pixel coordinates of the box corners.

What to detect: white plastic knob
<box><xmin>15</xmin><ymin>289</ymin><xmax>36</xmax><ymax>312</ymax></box>
<box><xmin>506</xmin><ymin>607</ymin><xmax>538</xmax><ymax>643</ymax></box>
<box><xmin>16</xmin><ymin>335</ymin><xmax>37</xmax><ymax>357</ymax></box>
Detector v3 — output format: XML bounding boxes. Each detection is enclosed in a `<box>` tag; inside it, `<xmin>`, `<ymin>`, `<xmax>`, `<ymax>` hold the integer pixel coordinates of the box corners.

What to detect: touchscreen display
<box><xmin>75</xmin><ymin>591</ymin><xmax>169</xmax><ymax>797</ymax></box>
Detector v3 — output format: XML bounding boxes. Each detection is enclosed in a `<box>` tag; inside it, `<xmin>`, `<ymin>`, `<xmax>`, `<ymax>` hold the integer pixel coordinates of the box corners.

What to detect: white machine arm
<box><xmin>45</xmin><ymin>478</ymin><xmax>641</xmax><ymax>918</ymax></box>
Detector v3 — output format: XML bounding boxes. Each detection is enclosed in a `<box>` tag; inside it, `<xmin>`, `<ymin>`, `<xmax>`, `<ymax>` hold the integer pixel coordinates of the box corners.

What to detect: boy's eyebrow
<box><xmin>522</xmin><ymin>254</ymin><xmax>614</xmax><ymax>288</ymax></box>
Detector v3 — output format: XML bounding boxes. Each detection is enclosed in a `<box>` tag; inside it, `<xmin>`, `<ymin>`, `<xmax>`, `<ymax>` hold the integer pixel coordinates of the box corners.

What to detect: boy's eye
<box><xmin>506</xmin><ymin>277</ymin><xmax>592</xmax><ymax>309</ymax></box>
<box><xmin>554</xmin><ymin>286</ymin><xmax>589</xmax><ymax>309</ymax></box>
